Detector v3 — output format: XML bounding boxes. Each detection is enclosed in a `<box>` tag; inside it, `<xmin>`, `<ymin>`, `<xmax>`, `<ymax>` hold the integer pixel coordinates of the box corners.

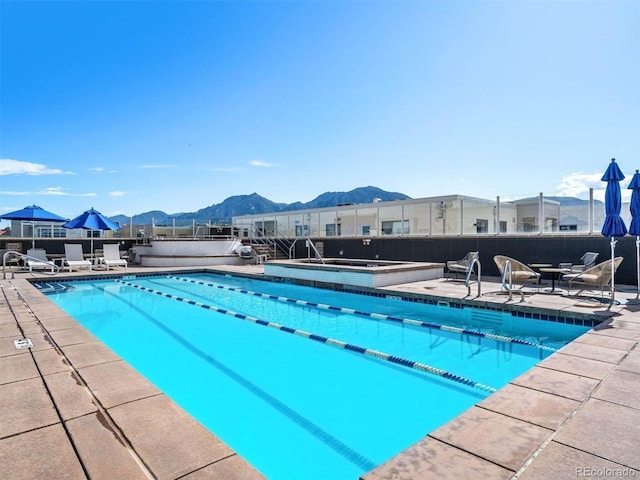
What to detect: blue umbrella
<box><xmin>0</xmin><ymin>204</ymin><xmax>68</xmax><ymax>248</ymax></box>
<box><xmin>601</xmin><ymin>158</ymin><xmax>627</xmax><ymax>304</ymax></box>
<box><xmin>628</xmin><ymin>169</ymin><xmax>640</xmax><ymax>298</ymax></box>
<box><xmin>63</xmin><ymin>208</ymin><xmax>121</xmax><ymax>260</ymax></box>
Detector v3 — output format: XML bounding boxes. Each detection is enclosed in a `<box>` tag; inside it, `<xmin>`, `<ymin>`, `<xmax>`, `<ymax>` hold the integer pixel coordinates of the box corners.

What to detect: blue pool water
<box><xmin>41</xmin><ymin>273</ymin><xmax>589</xmax><ymax>480</ymax></box>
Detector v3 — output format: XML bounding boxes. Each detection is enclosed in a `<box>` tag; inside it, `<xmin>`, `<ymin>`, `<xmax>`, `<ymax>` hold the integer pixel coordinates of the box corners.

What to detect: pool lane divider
<box><xmin>167</xmin><ymin>275</ymin><xmax>557</xmax><ymax>353</ymax></box>
<box><xmin>115</xmin><ymin>279</ymin><xmax>497</xmax><ymax>394</ymax></box>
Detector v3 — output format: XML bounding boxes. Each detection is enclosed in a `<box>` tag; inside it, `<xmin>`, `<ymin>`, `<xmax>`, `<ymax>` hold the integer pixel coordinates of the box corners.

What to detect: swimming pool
<box><xmin>40</xmin><ymin>272</ymin><xmax>589</xmax><ymax>479</ymax></box>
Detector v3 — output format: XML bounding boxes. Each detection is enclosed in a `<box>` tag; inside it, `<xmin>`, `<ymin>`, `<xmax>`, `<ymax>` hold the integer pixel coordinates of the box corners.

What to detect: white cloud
<box><xmin>2</xmin><ymin>187</ymin><xmax>96</xmax><ymax>197</ymax></box>
<box><xmin>209</xmin><ymin>166</ymin><xmax>244</xmax><ymax>173</ymax></box>
<box><xmin>555</xmin><ymin>171</ymin><xmax>636</xmax><ymax>202</ymax></box>
<box><xmin>89</xmin><ymin>166</ymin><xmax>117</xmax><ymax>174</ymax></box>
<box><xmin>109</xmin><ymin>191</ymin><xmax>125</xmax><ymax>197</ymax></box>
<box><xmin>555</xmin><ymin>172</ymin><xmax>602</xmax><ymax>198</ymax></box>
<box><xmin>249</xmin><ymin>160</ymin><xmax>274</xmax><ymax>168</ymax></box>
<box><xmin>139</xmin><ymin>164</ymin><xmax>176</xmax><ymax>169</ymax></box>
<box><xmin>0</xmin><ymin>159</ymin><xmax>75</xmax><ymax>176</ymax></box>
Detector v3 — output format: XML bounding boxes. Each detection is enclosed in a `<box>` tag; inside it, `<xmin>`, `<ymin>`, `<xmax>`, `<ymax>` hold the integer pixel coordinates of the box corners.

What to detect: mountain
<box><xmin>109</xmin><ymin>186</ymin><xmax>411</xmax><ymax>226</ymax></box>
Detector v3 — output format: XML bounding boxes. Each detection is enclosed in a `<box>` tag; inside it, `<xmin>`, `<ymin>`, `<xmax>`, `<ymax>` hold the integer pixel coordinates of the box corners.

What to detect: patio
<box><xmin>1</xmin><ymin>264</ymin><xmax>638</xmax><ymax>479</ymax></box>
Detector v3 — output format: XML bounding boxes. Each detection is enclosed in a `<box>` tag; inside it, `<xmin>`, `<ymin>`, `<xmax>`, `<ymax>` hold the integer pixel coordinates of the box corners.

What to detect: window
<box><xmin>381</xmin><ymin>220</ymin><xmax>409</xmax><ymax>235</ymax></box>
<box><xmin>499</xmin><ymin>221</ymin><xmax>507</xmax><ymax>233</ymax></box>
<box><xmin>362</xmin><ymin>225</ymin><xmax>370</xmax><ymax>235</ymax></box>
<box><xmin>38</xmin><ymin>227</ymin><xmax>67</xmax><ymax>238</ymax></box>
<box><xmin>295</xmin><ymin>225</ymin><xmax>309</xmax><ymax>236</ymax></box>
<box><xmin>325</xmin><ymin>224</ymin><xmax>336</xmax><ymax>236</ymax></box>
<box><xmin>475</xmin><ymin>219</ymin><xmax>489</xmax><ymax>234</ymax></box>
<box><xmin>521</xmin><ymin>217</ymin><xmax>537</xmax><ymax>232</ymax></box>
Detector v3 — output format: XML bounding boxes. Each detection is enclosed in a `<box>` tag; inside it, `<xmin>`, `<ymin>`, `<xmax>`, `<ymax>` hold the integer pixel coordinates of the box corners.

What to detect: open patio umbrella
<box><xmin>601</xmin><ymin>158</ymin><xmax>627</xmax><ymax>304</ymax></box>
<box><xmin>62</xmin><ymin>208</ymin><xmax>121</xmax><ymax>261</ymax></box>
<box><xmin>0</xmin><ymin>204</ymin><xmax>68</xmax><ymax>248</ymax></box>
<box><xmin>628</xmin><ymin>169</ymin><xmax>640</xmax><ymax>300</ymax></box>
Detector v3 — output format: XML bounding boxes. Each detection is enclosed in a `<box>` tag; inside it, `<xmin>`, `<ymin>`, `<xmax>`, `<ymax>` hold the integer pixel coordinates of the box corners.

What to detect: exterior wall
<box><xmin>233</xmin><ymin>195</ymin><xmax>551</xmax><ymax>238</ymax></box>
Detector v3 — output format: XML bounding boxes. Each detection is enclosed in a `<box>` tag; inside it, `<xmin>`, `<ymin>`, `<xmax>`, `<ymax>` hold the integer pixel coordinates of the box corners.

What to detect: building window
<box><xmin>381</xmin><ymin>220</ymin><xmax>409</xmax><ymax>235</ymax></box>
<box><xmin>325</xmin><ymin>224</ymin><xmax>336</xmax><ymax>236</ymax></box>
<box><xmin>295</xmin><ymin>225</ymin><xmax>309</xmax><ymax>236</ymax></box>
<box><xmin>38</xmin><ymin>227</ymin><xmax>67</xmax><ymax>238</ymax></box>
<box><xmin>499</xmin><ymin>221</ymin><xmax>507</xmax><ymax>233</ymax></box>
<box><xmin>475</xmin><ymin>219</ymin><xmax>489</xmax><ymax>234</ymax></box>
<box><xmin>521</xmin><ymin>217</ymin><xmax>537</xmax><ymax>232</ymax></box>
<box><xmin>362</xmin><ymin>225</ymin><xmax>370</xmax><ymax>235</ymax></box>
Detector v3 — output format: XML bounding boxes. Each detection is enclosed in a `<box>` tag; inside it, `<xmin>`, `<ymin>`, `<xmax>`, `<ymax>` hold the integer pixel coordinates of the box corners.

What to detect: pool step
<box><xmin>470</xmin><ymin>309</ymin><xmax>503</xmax><ymax>326</ymax></box>
<box><xmin>35</xmin><ymin>282</ymin><xmax>72</xmax><ymax>294</ymax></box>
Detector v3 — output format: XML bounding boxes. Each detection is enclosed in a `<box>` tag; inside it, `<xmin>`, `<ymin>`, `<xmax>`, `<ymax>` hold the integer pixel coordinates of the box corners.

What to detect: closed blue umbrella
<box><xmin>601</xmin><ymin>158</ymin><xmax>627</xmax><ymax>304</ymax></box>
<box><xmin>0</xmin><ymin>204</ymin><xmax>68</xmax><ymax>248</ymax></box>
<box><xmin>628</xmin><ymin>169</ymin><xmax>640</xmax><ymax>298</ymax></box>
<box><xmin>63</xmin><ymin>208</ymin><xmax>121</xmax><ymax>260</ymax></box>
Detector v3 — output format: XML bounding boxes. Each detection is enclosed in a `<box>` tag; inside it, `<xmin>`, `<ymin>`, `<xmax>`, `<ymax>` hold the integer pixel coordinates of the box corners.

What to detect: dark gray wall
<box><xmin>296</xmin><ymin>235</ymin><xmax>638</xmax><ymax>286</ymax></box>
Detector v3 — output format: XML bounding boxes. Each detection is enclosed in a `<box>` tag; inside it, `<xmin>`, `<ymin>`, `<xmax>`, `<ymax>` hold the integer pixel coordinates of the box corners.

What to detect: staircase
<box><xmin>251</xmin><ymin>243</ymin><xmax>288</xmax><ymax>261</ymax></box>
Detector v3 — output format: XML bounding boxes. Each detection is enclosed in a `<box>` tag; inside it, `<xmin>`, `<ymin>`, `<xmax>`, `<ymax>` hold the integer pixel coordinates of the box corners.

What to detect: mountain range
<box><xmin>109</xmin><ymin>186</ymin><xmax>410</xmax><ymax>226</ymax></box>
<box><xmin>109</xmin><ymin>187</ymin><xmax>601</xmax><ymax>227</ymax></box>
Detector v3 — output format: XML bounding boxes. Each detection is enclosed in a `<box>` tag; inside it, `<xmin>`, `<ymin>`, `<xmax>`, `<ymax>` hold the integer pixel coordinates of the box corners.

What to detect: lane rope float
<box><xmin>167</xmin><ymin>275</ymin><xmax>557</xmax><ymax>353</ymax></box>
<box><xmin>116</xmin><ymin>279</ymin><xmax>498</xmax><ymax>394</ymax></box>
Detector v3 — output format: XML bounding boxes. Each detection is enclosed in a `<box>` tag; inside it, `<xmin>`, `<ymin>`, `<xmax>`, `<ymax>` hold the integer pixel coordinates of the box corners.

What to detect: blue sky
<box><xmin>1</xmin><ymin>0</ymin><xmax>639</xmax><ymax>225</ymax></box>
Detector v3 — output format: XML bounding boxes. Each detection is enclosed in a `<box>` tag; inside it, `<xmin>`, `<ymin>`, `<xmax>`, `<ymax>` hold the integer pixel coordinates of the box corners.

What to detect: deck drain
<box><xmin>14</xmin><ymin>338</ymin><xmax>33</xmax><ymax>349</ymax></box>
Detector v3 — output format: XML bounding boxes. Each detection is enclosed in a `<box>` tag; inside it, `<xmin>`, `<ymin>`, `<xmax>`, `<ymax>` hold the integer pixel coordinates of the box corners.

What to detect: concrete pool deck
<box><xmin>1</xmin><ymin>265</ymin><xmax>638</xmax><ymax>479</ymax></box>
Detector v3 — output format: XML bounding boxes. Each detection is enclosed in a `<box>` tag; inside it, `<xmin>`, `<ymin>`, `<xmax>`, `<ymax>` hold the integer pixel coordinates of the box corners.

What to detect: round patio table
<box><xmin>539</xmin><ymin>267</ymin><xmax>570</xmax><ymax>293</ymax></box>
<box><xmin>528</xmin><ymin>263</ymin><xmax>552</xmax><ymax>269</ymax></box>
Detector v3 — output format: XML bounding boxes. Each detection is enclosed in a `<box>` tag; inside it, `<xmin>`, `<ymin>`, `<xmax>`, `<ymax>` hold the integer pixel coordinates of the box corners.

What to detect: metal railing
<box><xmin>247</xmin><ymin>225</ymin><xmax>293</xmax><ymax>259</ymax></box>
<box><xmin>287</xmin><ymin>237</ymin><xmax>325</xmax><ymax>264</ymax></box>
<box><xmin>3</xmin><ymin>250</ymin><xmax>60</xmax><ymax>279</ymax></box>
<box><xmin>500</xmin><ymin>259</ymin><xmax>525</xmax><ymax>302</ymax></box>
<box><xmin>465</xmin><ymin>257</ymin><xmax>482</xmax><ymax>298</ymax></box>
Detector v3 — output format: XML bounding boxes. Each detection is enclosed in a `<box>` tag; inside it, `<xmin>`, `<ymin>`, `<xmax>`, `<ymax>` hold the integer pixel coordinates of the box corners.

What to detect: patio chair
<box><xmin>25</xmin><ymin>248</ymin><xmax>56</xmax><ymax>273</ymax></box>
<box><xmin>562</xmin><ymin>257</ymin><xmax>623</xmax><ymax>297</ymax></box>
<box><xmin>446</xmin><ymin>251</ymin><xmax>479</xmax><ymax>279</ymax></box>
<box><xmin>63</xmin><ymin>244</ymin><xmax>92</xmax><ymax>272</ymax></box>
<box><xmin>493</xmin><ymin>255</ymin><xmax>541</xmax><ymax>290</ymax></box>
<box><xmin>568</xmin><ymin>252</ymin><xmax>600</xmax><ymax>273</ymax></box>
<box><xmin>100</xmin><ymin>244</ymin><xmax>128</xmax><ymax>270</ymax></box>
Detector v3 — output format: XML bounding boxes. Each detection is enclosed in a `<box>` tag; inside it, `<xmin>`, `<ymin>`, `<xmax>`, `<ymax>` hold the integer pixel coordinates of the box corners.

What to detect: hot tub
<box><xmin>263</xmin><ymin>258</ymin><xmax>444</xmax><ymax>288</ymax></box>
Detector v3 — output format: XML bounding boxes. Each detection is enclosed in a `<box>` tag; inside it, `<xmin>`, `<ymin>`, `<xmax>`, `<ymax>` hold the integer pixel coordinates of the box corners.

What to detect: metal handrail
<box><xmin>3</xmin><ymin>250</ymin><xmax>60</xmax><ymax>279</ymax></box>
<box><xmin>288</xmin><ymin>238</ymin><xmax>299</xmax><ymax>259</ymax></box>
<box><xmin>465</xmin><ymin>257</ymin><xmax>482</xmax><ymax>298</ymax></box>
<box><xmin>500</xmin><ymin>259</ymin><xmax>524</xmax><ymax>302</ymax></box>
<box><xmin>247</xmin><ymin>224</ymin><xmax>293</xmax><ymax>259</ymax></box>
<box><xmin>304</xmin><ymin>237</ymin><xmax>325</xmax><ymax>264</ymax></box>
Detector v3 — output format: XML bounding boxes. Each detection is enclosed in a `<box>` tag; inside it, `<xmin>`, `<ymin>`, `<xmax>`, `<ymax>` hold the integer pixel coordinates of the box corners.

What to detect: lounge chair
<box><xmin>568</xmin><ymin>252</ymin><xmax>600</xmax><ymax>272</ymax></box>
<box><xmin>63</xmin><ymin>244</ymin><xmax>92</xmax><ymax>272</ymax></box>
<box><xmin>100</xmin><ymin>244</ymin><xmax>128</xmax><ymax>270</ymax></box>
<box><xmin>446</xmin><ymin>251</ymin><xmax>479</xmax><ymax>279</ymax></box>
<box><xmin>493</xmin><ymin>255</ymin><xmax>541</xmax><ymax>290</ymax></box>
<box><xmin>25</xmin><ymin>248</ymin><xmax>56</xmax><ymax>273</ymax></box>
<box><xmin>562</xmin><ymin>257</ymin><xmax>623</xmax><ymax>297</ymax></box>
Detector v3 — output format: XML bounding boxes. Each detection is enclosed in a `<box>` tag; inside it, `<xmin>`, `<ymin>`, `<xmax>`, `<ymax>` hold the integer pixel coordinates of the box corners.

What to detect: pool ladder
<box><xmin>500</xmin><ymin>259</ymin><xmax>525</xmax><ymax>302</ymax></box>
<box><xmin>465</xmin><ymin>257</ymin><xmax>482</xmax><ymax>298</ymax></box>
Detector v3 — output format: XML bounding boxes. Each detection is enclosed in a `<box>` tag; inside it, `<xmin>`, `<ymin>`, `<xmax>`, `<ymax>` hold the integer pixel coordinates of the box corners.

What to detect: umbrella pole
<box><xmin>610</xmin><ymin>237</ymin><xmax>616</xmax><ymax>305</ymax></box>
<box><xmin>637</xmin><ymin>236</ymin><xmax>640</xmax><ymax>299</ymax></box>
